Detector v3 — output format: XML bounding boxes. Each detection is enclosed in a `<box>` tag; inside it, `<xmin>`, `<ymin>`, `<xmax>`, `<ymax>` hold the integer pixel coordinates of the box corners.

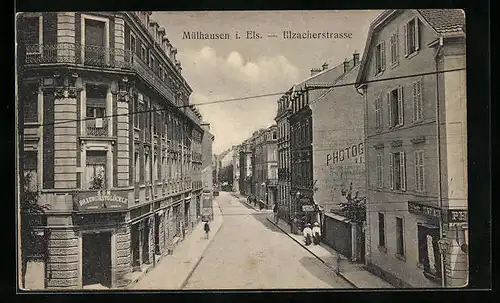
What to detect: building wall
<box><xmin>312</xmin><ymin>64</ymin><xmax>364</xmax><ymax>213</ymax></box>
<box><xmin>18</xmin><ymin>11</ymin><xmax>206</xmax><ymax>289</ymax></box>
<box><xmin>360</xmin><ymin>10</ymin><xmax>466</xmax><ymax>288</ymax></box>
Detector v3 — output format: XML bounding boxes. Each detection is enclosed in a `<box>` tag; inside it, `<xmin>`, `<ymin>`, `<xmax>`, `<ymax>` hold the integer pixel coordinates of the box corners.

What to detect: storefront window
<box><xmin>417</xmin><ymin>223</ymin><xmax>442</xmax><ymax>280</ymax></box>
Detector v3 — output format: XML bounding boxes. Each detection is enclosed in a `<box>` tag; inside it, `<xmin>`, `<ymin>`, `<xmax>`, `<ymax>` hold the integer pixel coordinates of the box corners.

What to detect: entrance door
<box><xmin>82</xmin><ymin>232</ymin><xmax>112</xmax><ymax>287</ymax></box>
<box><xmin>142</xmin><ymin>223</ymin><xmax>150</xmax><ymax>264</ymax></box>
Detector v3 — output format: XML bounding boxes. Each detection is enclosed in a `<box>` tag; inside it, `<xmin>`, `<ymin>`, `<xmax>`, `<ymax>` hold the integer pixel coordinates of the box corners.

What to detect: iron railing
<box><xmin>25</xmin><ymin>43</ymin><xmax>132</xmax><ymax>69</ymax></box>
<box><xmin>86</xmin><ymin>118</ymin><xmax>109</xmax><ymax>137</ymax></box>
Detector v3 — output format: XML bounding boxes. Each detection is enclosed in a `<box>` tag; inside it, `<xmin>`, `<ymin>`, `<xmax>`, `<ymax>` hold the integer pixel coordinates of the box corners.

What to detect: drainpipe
<box><xmin>356</xmin><ymin>84</ymin><xmax>368</xmax><ymax>265</ymax></box>
<box><xmin>434</xmin><ymin>36</ymin><xmax>446</xmax><ymax>288</ymax></box>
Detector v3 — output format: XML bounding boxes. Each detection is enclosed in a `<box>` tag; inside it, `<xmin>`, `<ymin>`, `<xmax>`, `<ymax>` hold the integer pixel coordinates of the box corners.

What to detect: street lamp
<box><xmin>438</xmin><ymin>236</ymin><xmax>452</xmax><ymax>288</ymax></box>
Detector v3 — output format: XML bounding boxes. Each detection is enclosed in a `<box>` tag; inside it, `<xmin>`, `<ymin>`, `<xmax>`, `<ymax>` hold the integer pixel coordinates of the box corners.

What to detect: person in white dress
<box><xmin>303</xmin><ymin>223</ymin><xmax>313</xmax><ymax>246</ymax></box>
<box><xmin>312</xmin><ymin>222</ymin><xmax>321</xmax><ymax>245</ymax></box>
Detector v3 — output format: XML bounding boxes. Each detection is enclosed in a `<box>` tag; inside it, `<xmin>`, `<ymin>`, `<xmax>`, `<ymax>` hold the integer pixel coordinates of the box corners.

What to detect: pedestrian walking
<box><xmin>303</xmin><ymin>223</ymin><xmax>313</xmax><ymax>246</ymax></box>
<box><xmin>204</xmin><ymin>221</ymin><xmax>210</xmax><ymax>239</ymax></box>
<box><xmin>259</xmin><ymin>200</ymin><xmax>263</xmax><ymax>211</ymax></box>
<box><xmin>273</xmin><ymin>204</ymin><xmax>279</xmax><ymax>223</ymax></box>
<box><xmin>312</xmin><ymin>222</ymin><xmax>321</xmax><ymax>245</ymax></box>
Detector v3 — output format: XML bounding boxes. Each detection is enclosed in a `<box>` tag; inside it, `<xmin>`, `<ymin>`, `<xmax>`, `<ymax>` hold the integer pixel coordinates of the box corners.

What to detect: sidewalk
<box><xmin>230</xmin><ymin>192</ymin><xmax>272</xmax><ymax>213</ymax></box>
<box><xmin>125</xmin><ymin>200</ymin><xmax>223</xmax><ymax>290</ymax></box>
<box><xmin>265</xmin><ymin>215</ymin><xmax>394</xmax><ymax>289</ymax></box>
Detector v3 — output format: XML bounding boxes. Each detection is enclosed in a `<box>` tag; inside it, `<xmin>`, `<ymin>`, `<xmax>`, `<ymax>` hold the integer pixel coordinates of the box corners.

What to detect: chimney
<box><xmin>343</xmin><ymin>58</ymin><xmax>350</xmax><ymax>73</ymax></box>
<box><xmin>310</xmin><ymin>68</ymin><xmax>322</xmax><ymax>77</ymax></box>
<box><xmin>353</xmin><ymin>51</ymin><xmax>360</xmax><ymax>66</ymax></box>
<box><xmin>322</xmin><ymin>62</ymin><xmax>329</xmax><ymax>70</ymax></box>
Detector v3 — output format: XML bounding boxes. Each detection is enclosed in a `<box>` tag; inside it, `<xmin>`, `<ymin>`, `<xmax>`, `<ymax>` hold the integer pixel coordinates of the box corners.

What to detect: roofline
<box><xmin>355</xmin><ymin>9</ymin><xmax>465</xmax><ymax>88</ymax></box>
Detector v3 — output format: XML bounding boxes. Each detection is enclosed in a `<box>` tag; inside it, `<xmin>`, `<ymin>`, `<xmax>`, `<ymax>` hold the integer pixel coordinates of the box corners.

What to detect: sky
<box><xmin>152</xmin><ymin>10</ymin><xmax>383</xmax><ymax>154</ymax></box>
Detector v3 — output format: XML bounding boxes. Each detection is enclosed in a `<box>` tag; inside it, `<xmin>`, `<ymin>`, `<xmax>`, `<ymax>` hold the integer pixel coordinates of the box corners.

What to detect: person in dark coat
<box><xmin>204</xmin><ymin>221</ymin><xmax>210</xmax><ymax>239</ymax></box>
<box><xmin>273</xmin><ymin>204</ymin><xmax>279</xmax><ymax>223</ymax></box>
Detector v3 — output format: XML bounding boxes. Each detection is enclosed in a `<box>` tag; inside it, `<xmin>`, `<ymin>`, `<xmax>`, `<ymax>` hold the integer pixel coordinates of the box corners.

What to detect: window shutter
<box><xmin>387</xmin><ymin>91</ymin><xmax>392</xmax><ymax>127</ymax></box>
<box><xmin>415</xmin><ymin>151</ymin><xmax>419</xmax><ymax>191</ymax></box>
<box><xmin>381</xmin><ymin>41</ymin><xmax>386</xmax><ymax>71</ymax></box>
<box><xmin>404</xmin><ymin>23</ymin><xmax>409</xmax><ymax>57</ymax></box>
<box><xmin>389</xmin><ymin>153</ymin><xmax>394</xmax><ymax>189</ymax></box>
<box><xmin>417</xmin><ymin>79</ymin><xmax>423</xmax><ymax>120</ymax></box>
<box><xmin>395</xmin><ymin>31</ymin><xmax>399</xmax><ymax>63</ymax></box>
<box><xmin>398</xmin><ymin>86</ymin><xmax>404</xmax><ymax>125</ymax></box>
<box><xmin>400</xmin><ymin>151</ymin><xmax>406</xmax><ymax>191</ymax></box>
<box><xmin>420</xmin><ymin>151</ymin><xmax>425</xmax><ymax>191</ymax></box>
<box><xmin>414</xmin><ymin>18</ymin><xmax>420</xmax><ymax>51</ymax></box>
<box><xmin>412</xmin><ymin>82</ymin><xmax>417</xmax><ymax>121</ymax></box>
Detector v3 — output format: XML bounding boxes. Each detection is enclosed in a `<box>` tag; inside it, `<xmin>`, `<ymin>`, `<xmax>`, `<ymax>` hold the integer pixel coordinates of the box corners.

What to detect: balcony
<box><xmin>86</xmin><ymin>118</ymin><xmax>109</xmax><ymax>137</ymax></box>
<box><xmin>24</xmin><ymin>43</ymin><xmax>132</xmax><ymax>69</ymax></box>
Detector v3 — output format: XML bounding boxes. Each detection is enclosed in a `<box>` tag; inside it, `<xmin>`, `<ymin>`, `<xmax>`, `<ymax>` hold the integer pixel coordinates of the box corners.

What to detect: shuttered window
<box><xmin>413</xmin><ymin>79</ymin><xmax>423</xmax><ymax>121</ymax></box>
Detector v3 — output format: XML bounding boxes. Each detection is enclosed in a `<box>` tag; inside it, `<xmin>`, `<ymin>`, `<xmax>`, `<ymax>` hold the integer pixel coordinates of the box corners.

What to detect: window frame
<box><xmin>81</xmin><ymin>14</ymin><xmax>110</xmax><ymax>65</ymax></box>
<box><xmin>376</xmin><ymin>152</ymin><xmax>383</xmax><ymax>188</ymax></box>
<box><xmin>378</xmin><ymin>212</ymin><xmax>386</xmax><ymax>249</ymax></box>
<box><xmin>374</xmin><ymin>41</ymin><xmax>386</xmax><ymax>75</ymax></box>
<box><xmin>413</xmin><ymin>78</ymin><xmax>423</xmax><ymax>122</ymax></box>
<box><xmin>396</xmin><ymin>216</ymin><xmax>406</xmax><ymax>258</ymax></box>
<box><xmin>375</xmin><ymin>97</ymin><xmax>382</xmax><ymax>130</ymax></box>
<box><xmin>415</xmin><ymin>150</ymin><xmax>425</xmax><ymax>192</ymax></box>
<box><xmin>404</xmin><ymin>17</ymin><xmax>420</xmax><ymax>58</ymax></box>
<box><xmin>24</xmin><ymin>15</ymin><xmax>43</xmax><ymax>54</ymax></box>
<box><xmin>390</xmin><ymin>31</ymin><xmax>399</xmax><ymax>67</ymax></box>
<box><xmin>390</xmin><ymin>151</ymin><xmax>407</xmax><ymax>191</ymax></box>
<box><xmin>387</xmin><ymin>86</ymin><xmax>404</xmax><ymax>128</ymax></box>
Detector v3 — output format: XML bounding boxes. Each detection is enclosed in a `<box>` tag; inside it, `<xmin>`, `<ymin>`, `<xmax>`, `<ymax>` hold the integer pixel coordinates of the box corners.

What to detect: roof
<box><xmin>418</xmin><ymin>9</ymin><xmax>465</xmax><ymax>34</ymax></box>
<box><xmin>356</xmin><ymin>9</ymin><xmax>465</xmax><ymax>87</ymax></box>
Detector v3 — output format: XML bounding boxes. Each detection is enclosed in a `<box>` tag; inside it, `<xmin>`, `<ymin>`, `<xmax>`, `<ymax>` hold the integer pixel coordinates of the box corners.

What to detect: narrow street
<box><xmin>182</xmin><ymin>192</ymin><xmax>353</xmax><ymax>289</ymax></box>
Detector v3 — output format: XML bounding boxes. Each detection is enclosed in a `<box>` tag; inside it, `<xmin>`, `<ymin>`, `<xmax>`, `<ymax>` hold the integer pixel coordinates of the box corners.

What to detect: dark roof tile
<box><xmin>418</xmin><ymin>9</ymin><xmax>465</xmax><ymax>33</ymax></box>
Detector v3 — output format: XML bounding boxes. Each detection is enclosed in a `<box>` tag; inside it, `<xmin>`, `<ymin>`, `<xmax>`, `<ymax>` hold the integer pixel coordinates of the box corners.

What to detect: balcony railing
<box><xmin>86</xmin><ymin>118</ymin><xmax>109</xmax><ymax>137</ymax></box>
<box><xmin>132</xmin><ymin>53</ymin><xmax>176</xmax><ymax>105</ymax></box>
<box><xmin>24</xmin><ymin>43</ymin><xmax>132</xmax><ymax>69</ymax></box>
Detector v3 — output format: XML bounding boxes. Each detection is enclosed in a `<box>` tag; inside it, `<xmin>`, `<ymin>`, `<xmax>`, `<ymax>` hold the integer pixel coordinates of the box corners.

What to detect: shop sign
<box><xmin>302</xmin><ymin>205</ymin><xmax>315</xmax><ymax>212</ymax></box>
<box><xmin>408</xmin><ymin>201</ymin><xmax>441</xmax><ymax>218</ymax></box>
<box><xmin>448</xmin><ymin>209</ymin><xmax>468</xmax><ymax>223</ymax></box>
<box><xmin>74</xmin><ymin>189</ymin><xmax>128</xmax><ymax>212</ymax></box>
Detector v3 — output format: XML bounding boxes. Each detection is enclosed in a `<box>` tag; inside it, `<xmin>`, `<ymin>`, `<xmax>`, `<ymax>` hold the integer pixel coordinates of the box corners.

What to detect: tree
<box><xmin>338</xmin><ymin>182</ymin><xmax>366</xmax><ymax>224</ymax></box>
<box><xmin>20</xmin><ymin>173</ymin><xmax>48</xmax><ymax>289</ymax></box>
<box><xmin>89</xmin><ymin>172</ymin><xmax>105</xmax><ymax>189</ymax></box>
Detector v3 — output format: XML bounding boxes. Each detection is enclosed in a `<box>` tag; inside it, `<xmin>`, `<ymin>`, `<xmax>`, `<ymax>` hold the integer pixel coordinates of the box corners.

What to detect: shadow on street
<box><xmin>298</xmin><ymin>256</ymin><xmax>351</xmax><ymax>288</ymax></box>
<box><xmin>249</xmin><ymin>212</ymin><xmax>282</xmax><ymax>233</ymax></box>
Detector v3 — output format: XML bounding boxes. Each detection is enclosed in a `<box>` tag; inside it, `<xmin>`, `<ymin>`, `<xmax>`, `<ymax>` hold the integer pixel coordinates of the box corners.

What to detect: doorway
<box><xmin>154</xmin><ymin>213</ymin><xmax>160</xmax><ymax>255</ymax></box>
<box><xmin>82</xmin><ymin>232</ymin><xmax>112</xmax><ymax>287</ymax></box>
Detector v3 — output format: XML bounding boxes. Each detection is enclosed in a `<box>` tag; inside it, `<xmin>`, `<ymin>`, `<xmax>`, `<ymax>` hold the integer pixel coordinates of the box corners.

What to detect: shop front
<box><xmin>71</xmin><ymin>189</ymin><xmax>129</xmax><ymax>289</ymax></box>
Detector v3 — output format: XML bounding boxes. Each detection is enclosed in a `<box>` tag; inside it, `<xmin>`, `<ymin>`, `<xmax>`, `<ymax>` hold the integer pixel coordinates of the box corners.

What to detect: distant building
<box><xmin>201</xmin><ymin>123</ymin><xmax>214</xmax><ymax>190</ymax></box>
<box><xmin>232</xmin><ymin>145</ymin><xmax>241</xmax><ymax>192</ymax></box>
<box><xmin>356</xmin><ymin>9</ymin><xmax>467</xmax><ymax>288</ymax></box>
<box><xmin>276</xmin><ymin>89</ymin><xmax>293</xmax><ymax>223</ymax></box>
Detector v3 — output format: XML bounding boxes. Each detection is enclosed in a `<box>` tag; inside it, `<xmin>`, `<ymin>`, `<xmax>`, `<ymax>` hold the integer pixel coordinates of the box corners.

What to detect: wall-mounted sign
<box><xmin>302</xmin><ymin>205</ymin><xmax>315</xmax><ymax>212</ymax></box>
<box><xmin>407</xmin><ymin>201</ymin><xmax>441</xmax><ymax>218</ymax></box>
<box><xmin>326</xmin><ymin>143</ymin><xmax>364</xmax><ymax>166</ymax></box>
<box><xmin>447</xmin><ymin>209</ymin><xmax>468</xmax><ymax>223</ymax></box>
<box><xmin>73</xmin><ymin>189</ymin><xmax>128</xmax><ymax>212</ymax></box>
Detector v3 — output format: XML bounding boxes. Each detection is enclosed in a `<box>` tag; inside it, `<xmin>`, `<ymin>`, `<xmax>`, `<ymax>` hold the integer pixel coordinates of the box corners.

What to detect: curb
<box><xmin>266</xmin><ymin>217</ymin><xmax>358</xmax><ymax>289</ymax></box>
<box><xmin>179</xmin><ymin>213</ymin><xmax>224</xmax><ymax>289</ymax></box>
<box><xmin>230</xmin><ymin>193</ymin><xmax>260</xmax><ymax>212</ymax></box>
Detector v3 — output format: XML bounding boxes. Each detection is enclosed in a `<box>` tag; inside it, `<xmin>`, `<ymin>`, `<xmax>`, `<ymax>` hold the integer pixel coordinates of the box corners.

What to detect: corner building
<box><xmin>356</xmin><ymin>9</ymin><xmax>467</xmax><ymax>288</ymax></box>
<box><xmin>18</xmin><ymin>11</ymin><xmax>205</xmax><ymax>289</ymax></box>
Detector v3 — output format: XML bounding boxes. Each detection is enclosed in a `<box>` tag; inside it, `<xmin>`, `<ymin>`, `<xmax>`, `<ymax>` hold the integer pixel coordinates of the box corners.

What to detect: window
<box><xmin>389</xmin><ymin>151</ymin><xmax>406</xmax><ymax>191</ymax></box>
<box><xmin>375</xmin><ymin>97</ymin><xmax>382</xmax><ymax>130</ymax></box>
<box><xmin>84</xmin><ymin>19</ymin><xmax>106</xmax><ymax>66</ymax></box>
<box><xmin>374</xmin><ymin>41</ymin><xmax>386</xmax><ymax>74</ymax></box>
<box><xmin>24</xmin><ymin>16</ymin><xmax>42</xmax><ymax>53</ymax></box>
<box><xmin>23</xmin><ymin>83</ymin><xmax>38</xmax><ymax>123</ymax></box>
<box><xmin>396</xmin><ymin>217</ymin><xmax>405</xmax><ymax>256</ymax></box>
<box><xmin>376</xmin><ymin>152</ymin><xmax>383</xmax><ymax>188</ymax></box>
<box><xmin>24</xmin><ymin>151</ymin><xmax>38</xmax><ymax>191</ymax></box>
<box><xmin>413</xmin><ymin>79</ymin><xmax>423</xmax><ymax>121</ymax></box>
<box><xmin>134</xmin><ymin>151</ymin><xmax>140</xmax><ymax>182</ymax></box>
<box><xmin>387</xmin><ymin>86</ymin><xmax>404</xmax><ymax>127</ymax></box>
<box><xmin>150</xmin><ymin>54</ymin><xmax>155</xmax><ymax>69</ymax></box>
<box><xmin>86</xmin><ymin>151</ymin><xmax>107</xmax><ymax>189</ymax></box>
<box><xmin>415</xmin><ymin>150</ymin><xmax>425</xmax><ymax>192</ymax></box>
<box><xmin>404</xmin><ymin>18</ymin><xmax>420</xmax><ymax>56</ymax></box>
<box><xmin>140</xmin><ymin>44</ymin><xmax>147</xmax><ymax>61</ymax></box>
<box><xmin>130</xmin><ymin>34</ymin><xmax>136</xmax><ymax>54</ymax></box>
<box><xmin>390</xmin><ymin>31</ymin><xmax>399</xmax><ymax>66</ymax></box>
<box><xmin>153</xmin><ymin>154</ymin><xmax>158</xmax><ymax>181</ymax></box>
<box><xmin>272</xmin><ymin>131</ymin><xmax>277</xmax><ymax>140</ymax></box>
<box><xmin>133</xmin><ymin>94</ymin><xmax>140</xmax><ymax>128</ymax></box>
<box><xmin>145</xmin><ymin>152</ymin><xmax>150</xmax><ymax>183</ymax></box>
<box><xmin>378</xmin><ymin>213</ymin><xmax>385</xmax><ymax>247</ymax></box>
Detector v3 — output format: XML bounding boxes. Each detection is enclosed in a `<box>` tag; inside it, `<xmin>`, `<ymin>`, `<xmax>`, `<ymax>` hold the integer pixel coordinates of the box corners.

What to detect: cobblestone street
<box><xmin>182</xmin><ymin>192</ymin><xmax>353</xmax><ymax>289</ymax></box>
